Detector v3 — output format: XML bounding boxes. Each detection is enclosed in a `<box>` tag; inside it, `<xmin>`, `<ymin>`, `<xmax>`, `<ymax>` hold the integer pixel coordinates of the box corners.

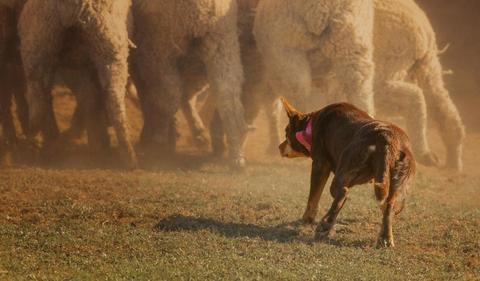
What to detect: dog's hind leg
<box><xmin>378</xmin><ymin>199</ymin><xmax>395</xmax><ymax>248</ymax></box>
<box><xmin>314</xmin><ymin>176</ymin><xmax>349</xmax><ymax>240</ymax></box>
<box><xmin>377</xmin><ymin>151</ymin><xmax>415</xmax><ymax>248</ymax></box>
<box><xmin>303</xmin><ymin>161</ymin><xmax>331</xmax><ymax>224</ymax></box>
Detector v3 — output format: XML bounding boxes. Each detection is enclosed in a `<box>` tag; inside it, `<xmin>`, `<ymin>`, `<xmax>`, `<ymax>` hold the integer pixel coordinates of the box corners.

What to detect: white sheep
<box><xmin>312</xmin><ymin>0</ymin><xmax>465</xmax><ymax>170</ymax></box>
<box><xmin>253</xmin><ymin>0</ymin><xmax>376</xmax><ymax>115</ymax></box>
<box><xmin>131</xmin><ymin>0</ymin><xmax>248</xmax><ymax>168</ymax></box>
<box><xmin>185</xmin><ymin>0</ymin><xmax>465</xmax><ymax>171</ymax></box>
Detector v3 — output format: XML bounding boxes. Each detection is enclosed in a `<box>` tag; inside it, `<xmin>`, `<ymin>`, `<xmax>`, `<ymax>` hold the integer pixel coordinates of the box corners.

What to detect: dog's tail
<box><xmin>374</xmin><ymin>134</ymin><xmax>415</xmax><ymax>215</ymax></box>
<box><xmin>390</xmin><ymin>150</ymin><xmax>416</xmax><ymax>216</ymax></box>
<box><xmin>373</xmin><ymin>136</ymin><xmax>399</xmax><ymax>207</ymax></box>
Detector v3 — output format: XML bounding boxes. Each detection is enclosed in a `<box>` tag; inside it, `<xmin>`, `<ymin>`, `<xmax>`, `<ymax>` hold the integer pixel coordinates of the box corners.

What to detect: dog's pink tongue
<box><xmin>295</xmin><ymin>119</ymin><xmax>313</xmax><ymax>152</ymax></box>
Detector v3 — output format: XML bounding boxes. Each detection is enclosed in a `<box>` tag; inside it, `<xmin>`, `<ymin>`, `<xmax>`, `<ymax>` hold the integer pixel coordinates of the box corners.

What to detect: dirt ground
<box><xmin>0</xmin><ymin>89</ymin><xmax>478</xmax><ymax>280</ymax></box>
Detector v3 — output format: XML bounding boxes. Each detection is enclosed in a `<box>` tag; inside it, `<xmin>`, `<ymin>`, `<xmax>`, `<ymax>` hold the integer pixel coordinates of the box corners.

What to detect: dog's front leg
<box><xmin>303</xmin><ymin>160</ymin><xmax>331</xmax><ymax>224</ymax></box>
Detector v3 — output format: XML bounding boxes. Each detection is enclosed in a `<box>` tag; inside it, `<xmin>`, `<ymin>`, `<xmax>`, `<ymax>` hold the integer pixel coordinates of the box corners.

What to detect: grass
<box><xmin>0</xmin><ymin>158</ymin><xmax>479</xmax><ymax>280</ymax></box>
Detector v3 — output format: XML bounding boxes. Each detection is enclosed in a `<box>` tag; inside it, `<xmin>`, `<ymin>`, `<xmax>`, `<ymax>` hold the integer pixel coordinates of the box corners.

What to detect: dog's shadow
<box><xmin>155</xmin><ymin>215</ymin><xmax>372</xmax><ymax>248</ymax></box>
<box><xmin>155</xmin><ymin>215</ymin><xmax>303</xmax><ymax>243</ymax></box>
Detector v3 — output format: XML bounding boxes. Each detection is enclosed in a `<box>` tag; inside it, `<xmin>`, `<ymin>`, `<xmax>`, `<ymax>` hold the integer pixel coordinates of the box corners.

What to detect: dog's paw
<box><xmin>302</xmin><ymin>211</ymin><xmax>317</xmax><ymax>224</ymax></box>
<box><xmin>314</xmin><ymin>222</ymin><xmax>335</xmax><ymax>240</ymax></box>
<box><xmin>376</xmin><ymin>237</ymin><xmax>395</xmax><ymax>248</ymax></box>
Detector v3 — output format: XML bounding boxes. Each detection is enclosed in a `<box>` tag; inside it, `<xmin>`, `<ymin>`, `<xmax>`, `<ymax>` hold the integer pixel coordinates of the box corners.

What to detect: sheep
<box><xmin>184</xmin><ymin>0</ymin><xmax>465</xmax><ymax>171</ymax></box>
<box><xmin>0</xmin><ymin>1</ymin><xmax>115</xmax><ymax>166</ymax></box>
<box><xmin>17</xmin><ymin>0</ymin><xmax>137</xmax><ymax>168</ymax></box>
<box><xmin>252</xmin><ymin>0</ymin><xmax>375</xmax><ymax>116</ymax></box>
<box><xmin>309</xmin><ymin>0</ymin><xmax>465</xmax><ymax>171</ymax></box>
<box><xmin>130</xmin><ymin>0</ymin><xmax>248</xmax><ymax>168</ymax></box>
<box><xmin>169</xmin><ymin>0</ymin><xmax>273</xmax><ymax>156</ymax></box>
<box><xmin>373</xmin><ymin>0</ymin><xmax>465</xmax><ymax>171</ymax></box>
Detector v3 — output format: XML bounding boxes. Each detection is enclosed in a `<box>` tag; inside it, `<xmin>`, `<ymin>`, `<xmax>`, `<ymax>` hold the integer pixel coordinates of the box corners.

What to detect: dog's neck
<box><xmin>295</xmin><ymin>118</ymin><xmax>313</xmax><ymax>152</ymax></box>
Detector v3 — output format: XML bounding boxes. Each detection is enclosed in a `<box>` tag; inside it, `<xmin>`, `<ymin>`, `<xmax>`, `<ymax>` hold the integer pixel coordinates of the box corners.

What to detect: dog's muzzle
<box><xmin>279</xmin><ymin>140</ymin><xmax>305</xmax><ymax>158</ymax></box>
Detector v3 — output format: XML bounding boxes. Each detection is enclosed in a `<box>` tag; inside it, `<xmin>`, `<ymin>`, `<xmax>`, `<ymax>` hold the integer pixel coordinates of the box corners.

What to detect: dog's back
<box><xmin>313</xmin><ymin>103</ymin><xmax>416</xmax><ymax>213</ymax></box>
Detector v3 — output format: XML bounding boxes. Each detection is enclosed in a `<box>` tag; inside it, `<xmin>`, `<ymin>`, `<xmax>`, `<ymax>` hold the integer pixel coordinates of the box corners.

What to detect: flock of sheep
<box><xmin>0</xmin><ymin>0</ymin><xmax>466</xmax><ymax>171</ymax></box>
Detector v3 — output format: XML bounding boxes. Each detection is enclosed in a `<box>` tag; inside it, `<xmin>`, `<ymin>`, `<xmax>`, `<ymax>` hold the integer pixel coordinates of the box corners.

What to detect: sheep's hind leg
<box><xmin>82</xmin><ymin>10</ymin><xmax>136</xmax><ymax>168</ymax></box>
<box><xmin>416</xmin><ymin>54</ymin><xmax>465</xmax><ymax>172</ymax></box>
<box><xmin>326</xmin><ymin>9</ymin><xmax>375</xmax><ymax>116</ymax></box>
<box><xmin>376</xmin><ymin>81</ymin><xmax>439</xmax><ymax>167</ymax></box>
<box><xmin>181</xmin><ymin>84</ymin><xmax>210</xmax><ymax>150</ymax></box>
<box><xmin>18</xmin><ymin>2</ymin><xmax>62</xmax><ymax>158</ymax></box>
<box><xmin>203</xmin><ymin>32</ymin><xmax>247</xmax><ymax>169</ymax></box>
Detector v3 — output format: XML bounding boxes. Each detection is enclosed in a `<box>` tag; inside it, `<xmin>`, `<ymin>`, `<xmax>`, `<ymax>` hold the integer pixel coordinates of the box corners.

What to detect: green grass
<box><xmin>0</xmin><ymin>160</ymin><xmax>479</xmax><ymax>280</ymax></box>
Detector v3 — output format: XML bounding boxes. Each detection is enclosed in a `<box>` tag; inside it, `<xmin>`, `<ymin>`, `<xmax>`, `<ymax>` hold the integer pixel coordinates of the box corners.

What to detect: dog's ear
<box><xmin>281</xmin><ymin>97</ymin><xmax>302</xmax><ymax>118</ymax></box>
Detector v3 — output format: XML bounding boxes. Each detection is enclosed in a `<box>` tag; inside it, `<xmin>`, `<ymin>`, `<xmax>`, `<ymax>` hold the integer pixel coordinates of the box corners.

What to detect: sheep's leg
<box><xmin>129</xmin><ymin>65</ymin><xmax>153</xmax><ymax>149</ymax></box>
<box><xmin>11</xmin><ymin>66</ymin><xmax>29</xmax><ymax>136</ymax></box>
<box><xmin>61</xmin><ymin>68</ymin><xmax>110</xmax><ymax>149</ymax></box>
<box><xmin>203</xmin><ymin>31</ymin><xmax>247</xmax><ymax>169</ymax></box>
<box><xmin>263</xmin><ymin>48</ymin><xmax>312</xmax><ymax>111</ymax></box>
<box><xmin>241</xmin><ymin>70</ymin><xmax>263</xmax><ymax>127</ymax></box>
<box><xmin>58</xmin><ymin>69</ymin><xmax>87</xmax><ymax>139</ymax></box>
<box><xmin>0</xmin><ymin>77</ymin><xmax>16</xmax><ymax>147</ymax></box>
<box><xmin>18</xmin><ymin>1</ymin><xmax>61</xmax><ymax>145</ymax></box>
<box><xmin>376</xmin><ymin>81</ymin><xmax>438</xmax><ymax>167</ymax></box>
<box><xmin>82</xmin><ymin>4</ymin><xmax>136</xmax><ymax>168</ymax></box>
<box><xmin>261</xmin><ymin>47</ymin><xmax>312</xmax><ymax>155</ymax></box>
<box><xmin>208</xmin><ymin>110</ymin><xmax>225</xmax><ymax>157</ymax></box>
<box><xmin>415</xmin><ymin>54</ymin><xmax>465</xmax><ymax>171</ymax></box>
<box><xmin>260</xmin><ymin>48</ymin><xmax>312</xmax><ymax>153</ymax></box>
<box><xmin>181</xmin><ymin>93</ymin><xmax>208</xmax><ymax>147</ymax></box>
<box><xmin>181</xmin><ymin>84</ymin><xmax>210</xmax><ymax>149</ymax></box>
<box><xmin>262</xmin><ymin>90</ymin><xmax>281</xmax><ymax>155</ymax></box>
<box><xmin>327</xmin><ymin>8</ymin><xmax>375</xmax><ymax>116</ymax></box>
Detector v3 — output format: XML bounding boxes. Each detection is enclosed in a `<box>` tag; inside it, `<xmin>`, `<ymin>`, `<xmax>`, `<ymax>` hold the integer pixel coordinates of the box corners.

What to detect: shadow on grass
<box><xmin>155</xmin><ymin>214</ymin><xmax>301</xmax><ymax>243</ymax></box>
<box><xmin>155</xmin><ymin>215</ymin><xmax>373</xmax><ymax>248</ymax></box>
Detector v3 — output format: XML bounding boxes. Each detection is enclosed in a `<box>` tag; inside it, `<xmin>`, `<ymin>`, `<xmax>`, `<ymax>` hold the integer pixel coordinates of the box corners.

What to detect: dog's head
<box><xmin>279</xmin><ymin>98</ymin><xmax>311</xmax><ymax>158</ymax></box>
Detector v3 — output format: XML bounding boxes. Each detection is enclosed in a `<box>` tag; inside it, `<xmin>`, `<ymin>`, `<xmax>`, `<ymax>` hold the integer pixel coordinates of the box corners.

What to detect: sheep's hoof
<box><xmin>445</xmin><ymin>155</ymin><xmax>463</xmax><ymax>173</ymax></box>
<box><xmin>193</xmin><ymin>132</ymin><xmax>210</xmax><ymax>150</ymax></box>
<box><xmin>120</xmin><ymin>147</ymin><xmax>138</xmax><ymax>170</ymax></box>
<box><xmin>123</xmin><ymin>157</ymin><xmax>138</xmax><ymax>170</ymax></box>
<box><xmin>61</xmin><ymin>127</ymin><xmax>83</xmax><ymax>142</ymax></box>
<box><xmin>416</xmin><ymin>151</ymin><xmax>440</xmax><ymax>167</ymax></box>
<box><xmin>230</xmin><ymin>157</ymin><xmax>246</xmax><ymax>171</ymax></box>
<box><xmin>0</xmin><ymin>150</ymin><xmax>13</xmax><ymax>168</ymax></box>
<box><xmin>212</xmin><ymin>142</ymin><xmax>226</xmax><ymax>158</ymax></box>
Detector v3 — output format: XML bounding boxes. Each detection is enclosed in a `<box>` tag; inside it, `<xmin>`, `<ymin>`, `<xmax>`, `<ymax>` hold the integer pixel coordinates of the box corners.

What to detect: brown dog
<box><xmin>279</xmin><ymin>98</ymin><xmax>415</xmax><ymax>247</ymax></box>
